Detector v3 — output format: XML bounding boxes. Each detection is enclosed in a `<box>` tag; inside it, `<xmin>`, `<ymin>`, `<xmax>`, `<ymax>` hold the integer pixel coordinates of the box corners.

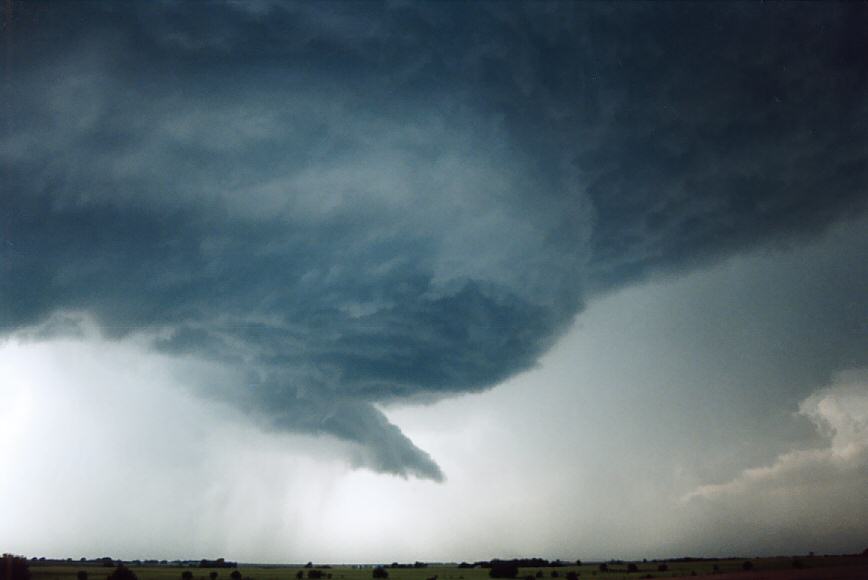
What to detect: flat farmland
<box><xmin>26</xmin><ymin>556</ymin><xmax>868</xmax><ymax>580</ymax></box>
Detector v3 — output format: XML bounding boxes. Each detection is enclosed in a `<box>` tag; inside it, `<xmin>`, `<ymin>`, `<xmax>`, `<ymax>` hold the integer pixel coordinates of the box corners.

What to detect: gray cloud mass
<box><xmin>2</xmin><ymin>2</ymin><xmax>866</xmax><ymax>479</ymax></box>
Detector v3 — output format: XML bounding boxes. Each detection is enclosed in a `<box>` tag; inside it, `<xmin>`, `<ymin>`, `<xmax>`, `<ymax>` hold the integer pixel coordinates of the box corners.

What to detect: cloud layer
<box><xmin>2</xmin><ymin>2</ymin><xmax>867</xmax><ymax>478</ymax></box>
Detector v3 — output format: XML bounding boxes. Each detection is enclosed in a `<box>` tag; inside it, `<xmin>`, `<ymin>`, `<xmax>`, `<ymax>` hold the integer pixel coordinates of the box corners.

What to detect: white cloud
<box><xmin>684</xmin><ymin>370</ymin><xmax>868</xmax><ymax>502</ymax></box>
<box><xmin>676</xmin><ymin>370</ymin><xmax>868</xmax><ymax>555</ymax></box>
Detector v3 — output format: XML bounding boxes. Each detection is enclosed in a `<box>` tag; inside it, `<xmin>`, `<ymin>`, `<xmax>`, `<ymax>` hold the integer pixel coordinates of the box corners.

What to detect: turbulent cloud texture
<box><xmin>2</xmin><ymin>2</ymin><xmax>867</xmax><ymax>478</ymax></box>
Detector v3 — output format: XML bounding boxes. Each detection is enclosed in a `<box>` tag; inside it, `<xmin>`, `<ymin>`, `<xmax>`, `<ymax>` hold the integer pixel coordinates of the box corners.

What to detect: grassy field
<box><xmin>25</xmin><ymin>555</ymin><xmax>868</xmax><ymax>580</ymax></box>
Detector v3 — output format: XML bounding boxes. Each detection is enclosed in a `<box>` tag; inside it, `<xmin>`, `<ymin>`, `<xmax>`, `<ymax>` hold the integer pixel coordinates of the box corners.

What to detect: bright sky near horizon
<box><xmin>1</xmin><ymin>0</ymin><xmax>867</xmax><ymax>564</ymax></box>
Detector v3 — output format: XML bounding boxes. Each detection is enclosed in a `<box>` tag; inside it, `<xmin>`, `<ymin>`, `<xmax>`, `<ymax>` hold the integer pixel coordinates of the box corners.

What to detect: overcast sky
<box><xmin>1</xmin><ymin>1</ymin><xmax>867</xmax><ymax>563</ymax></box>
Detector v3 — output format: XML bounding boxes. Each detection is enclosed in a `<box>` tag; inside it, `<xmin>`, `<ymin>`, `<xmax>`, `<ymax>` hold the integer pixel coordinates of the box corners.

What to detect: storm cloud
<box><xmin>2</xmin><ymin>2</ymin><xmax>866</xmax><ymax>479</ymax></box>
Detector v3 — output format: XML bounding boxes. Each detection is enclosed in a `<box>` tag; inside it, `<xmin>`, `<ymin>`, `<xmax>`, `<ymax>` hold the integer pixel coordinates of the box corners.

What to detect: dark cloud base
<box><xmin>2</xmin><ymin>2</ymin><xmax>866</xmax><ymax>479</ymax></box>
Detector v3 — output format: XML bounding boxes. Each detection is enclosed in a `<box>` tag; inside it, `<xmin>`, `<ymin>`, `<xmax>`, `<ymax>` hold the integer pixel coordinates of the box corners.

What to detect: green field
<box><xmin>23</xmin><ymin>555</ymin><xmax>868</xmax><ymax>580</ymax></box>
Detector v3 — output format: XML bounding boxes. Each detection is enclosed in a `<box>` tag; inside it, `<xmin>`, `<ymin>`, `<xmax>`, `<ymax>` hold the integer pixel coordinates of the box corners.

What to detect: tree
<box><xmin>107</xmin><ymin>566</ymin><xmax>137</xmax><ymax>580</ymax></box>
<box><xmin>488</xmin><ymin>563</ymin><xmax>517</xmax><ymax>579</ymax></box>
<box><xmin>1</xmin><ymin>554</ymin><xmax>31</xmax><ymax>580</ymax></box>
<box><xmin>372</xmin><ymin>568</ymin><xmax>388</xmax><ymax>579</ymax></box>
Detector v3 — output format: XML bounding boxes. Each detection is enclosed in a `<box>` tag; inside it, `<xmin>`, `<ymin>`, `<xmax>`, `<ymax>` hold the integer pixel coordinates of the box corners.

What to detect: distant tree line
<box><xmin>481</xmin><ymin>559</ymin><xmax>569</xmax><ymax>569</ymax></box>
<box><xmin>30</xmin><ymin>558</ymin><xmax>236</xmax><ymax>569</ymax></box>
<box><xmin>198</xmin><ymin>560</ymin><xmax>237</xmax><ymax>569</ymax></box>
<box><xmin>386</xmin><ymin>563</ymin><xmax>427</xmax><ymax>569</ymax></box>
<box><xmin>484</xmin><ymin>558</ymin><xmax>588</xmax><ymax>579</ymax></box>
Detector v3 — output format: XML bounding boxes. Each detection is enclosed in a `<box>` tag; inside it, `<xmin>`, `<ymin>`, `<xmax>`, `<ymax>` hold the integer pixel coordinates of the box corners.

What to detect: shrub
<box><xmin>230</xmin><ymin>572</ymin><xmax>242</xmax><ymax>580</ymax></box>
<box><xmin>741</xmin><ymin>561</ymin><xmax>753</xmax><ymax>571</ymax></box>
<box><xmin>488</xmin><ymin>563</ymin><xmax>518</xmax><ymax>579</ymax></box>
<box><xmin>597</xmin><ymin>564</ymin><xmax>607</xmax><ymax>573</ymax></box>
<box><xmin>210</xmin><ymin>573</ymin><xmax>219</xmax><ymax>580</ymax></box>
<box><xmin>550</xmin><ymin>572</ymin><xmax>559</xmax><ymax>578</ymax></box>
<box><xmin>107</xmin><ymin>566</ymin><xmax>138</xmax><ymax>580</ymax></box>
<box><xmin>296</xmin><ymin>573</ymin><xmax>303</xmax><ymax>580</ymax></box>
<box><xmin>656</xmin><ymin>564</ymin><xmax>667</xmax><ymax>572</ymax></box>
<box><xmin>372</xmin><ymin>568</ymin><xmax>388</xmax><ymax>579</ymax></box>
<box><xmin>308</xmin><ymin>571</ymin><xmax>323</xmax><ymax>580</ymax></box>
<box><xmin>78</xmin><ymin>572</ymin><xmax>89</xmax><ymax>580</ymax></box>
<box><xmin>565</xmin><ymin>572</ymin><xmax>578</xmax><ymax>580</ymax></box>
<box><xmin>626</xmin><ymin>564</ymin><xmax>637</xmax><ymax>573</ymax></box>
<box><xmin>182</xmin><ymin>572</ymin><xmax>194</xmax><ymax>580</ymax></box>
